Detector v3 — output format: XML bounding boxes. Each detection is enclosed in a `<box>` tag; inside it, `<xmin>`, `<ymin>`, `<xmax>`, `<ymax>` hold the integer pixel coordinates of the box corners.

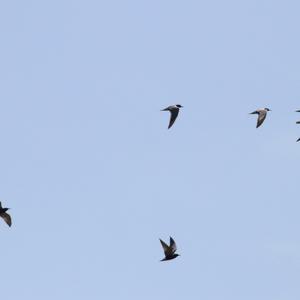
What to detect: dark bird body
<box><xmin>250</xmin><ymin>108</ymin><xmax>271</xmax><ymax>128</ymax></box>
<box><xmin>160</xmin><ymin>237</ymin><xmax>180</xmax><ymax>261</ymax></box>
<box><xmin>0</xmin><ymin>202</ymin><xmax>11</xmax><ymax>227</ymax></box>
<box><xmin>161</xmin><ymin>104</ymin><xmax>183</xmax><ymax>129</ymax></box>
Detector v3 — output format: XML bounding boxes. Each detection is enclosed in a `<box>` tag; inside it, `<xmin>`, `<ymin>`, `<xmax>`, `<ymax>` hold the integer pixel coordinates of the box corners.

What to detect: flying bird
<box><xmin>161</xmin><ymin>104</ymin><xmax>183</xmax><ymax>129</ymax></box>
<box><xmin>159</xmin><ymin>236</ymin><xmax>180</xmax><ymax>261</ymax></box>
<box><xmin>0</xmin><ymin>202</ymin><xmax>11</xmax><ymax>227</ymax></box>
<box><xmin>249</xmin><ymin>108</ymin><xmax>271</xmax><ymax>128</ymax></box>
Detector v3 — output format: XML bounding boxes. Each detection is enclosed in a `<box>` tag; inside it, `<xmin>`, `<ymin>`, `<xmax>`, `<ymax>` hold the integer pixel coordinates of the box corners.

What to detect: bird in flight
<box><xmin>159</xmin><ymin>236</ymin><xmax>180</xmax><ymax>261</ymax></box>
<box><xmin>0</xmin><ymin>202</ymin><xmax>11</xmax><ymax>227</ymax></box>
<box><xmin>161</xmin><ymin>104</ymin><xmax>183</xmax><ymax>129</ymax></box>
<box><xmin>249</xmin><ymin>108</ymin><xmax>271</xmax><ymax>128</ymax></box>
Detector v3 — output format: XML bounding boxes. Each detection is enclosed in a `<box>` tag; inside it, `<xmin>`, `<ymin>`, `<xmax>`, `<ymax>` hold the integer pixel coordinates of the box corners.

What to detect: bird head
<box><xmin>174</xmin><ymin>254</ymin><xmax>180</xmax><ymax>258</ymax></box>
<box><xmin>176</xmin><ymin>104</ymin><xmax>183</xmax><ymax>108</ymax></box>
<box><xmin>264</xmin><ymin>108</ymin><xmax>271</xmax><ymax>111</ymax></box>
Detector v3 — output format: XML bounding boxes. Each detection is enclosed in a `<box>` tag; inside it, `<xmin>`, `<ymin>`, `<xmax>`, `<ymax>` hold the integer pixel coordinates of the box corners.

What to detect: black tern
<box><xmin>159</xmin><ymin>236</ymin><xmax>180</xmax><ymax>261</ymax></box>
<box><xmin>161</xmin><ymin>104</ymin><xmax>183</xmax><ymax>129</ymax></box>
<box><xmin>250</xmin><ymin>108</ymin><xmax>271</xmax><ymax>128</ymax></box>
<box><xmin>0</xmin><ymin>202</ymin><xmax>11</xmax><ymax>227</ymax></box>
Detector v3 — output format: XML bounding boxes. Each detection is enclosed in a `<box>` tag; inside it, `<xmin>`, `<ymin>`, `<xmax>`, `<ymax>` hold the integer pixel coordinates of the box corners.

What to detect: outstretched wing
<box><xmin>169</xmin><ymin>237</ymin><xmax>177</xmax><ymax>253</ymax></box>
<box><xmin>256</xmin><ymin>110</ymin><xmax>267</xmax><ymax>128</ymax></box>
<box><xmin>160</xmin><ymin>239</ymin><xmax>170</xmax><ymax>255</ymax></box>
<box><xmin>168</xmin><ymin>108</ymin><xmax>179</xmax><ymax>129</ymax></box>
<box><xmin>0</xmin><ymin>212</ymin><xmax>11</xmax><ymax>227</ymax></box>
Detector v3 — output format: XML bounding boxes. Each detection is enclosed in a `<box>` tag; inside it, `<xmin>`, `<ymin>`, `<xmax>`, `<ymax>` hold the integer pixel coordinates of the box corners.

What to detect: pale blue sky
<box><xmin>1</xmin><ymin>0</ymin><xmax>300</xmax><ymax>299</ymax></box>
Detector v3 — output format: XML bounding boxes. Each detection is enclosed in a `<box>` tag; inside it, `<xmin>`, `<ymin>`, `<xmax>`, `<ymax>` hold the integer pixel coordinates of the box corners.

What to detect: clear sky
<box><xmin>1</xmin><ymin>0</ymin><xmax>300</xmax><ymax>299</ymax></box>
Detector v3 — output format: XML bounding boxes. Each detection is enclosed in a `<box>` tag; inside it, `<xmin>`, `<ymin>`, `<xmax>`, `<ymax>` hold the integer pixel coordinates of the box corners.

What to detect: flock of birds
<box><xmin>159</xmin><ymin>104</ymin><xmax>300</xmax><ymax>261</ymax></box>
<box><xmin>0</xmin><ymin>104</ymin><xmax>299</xmax><ymax>262</ymax></box>
<box><xmin>161</xmin><ymin>104</ymin><xmax>274</xmax><ymax>130</ymax></box>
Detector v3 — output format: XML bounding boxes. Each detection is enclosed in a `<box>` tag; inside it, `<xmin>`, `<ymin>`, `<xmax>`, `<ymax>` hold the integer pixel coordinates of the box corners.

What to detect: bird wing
<box><xmin>256</xmin><ymin>110</ymin><xmax>267</xmax><ymax>128</ymax></box>
<box><xmin>161</xmin><ymin>106</ymin><xmax>170</xmax><ymax>111</ymax></box>
<box><xmin>0</xmin><ymin>212</ymin><xmax>11</xmax><ymax>227</ymax></box>
<box><xmin>160</xmin><ymin>239</ymin><xmax>170</xmax><ymax>255</ymax></box>
<box><xmin>297</xmin><ymin>138</ymin><xmax>300</xmax><ymax>142</ymax></box>
<box><xmin>169</xmin><ymin>237</ymin><xmax>177</xmax><ymax>253</ymax></box>
<box><xmin>168</xmin><ymin>108</ymin><xmax>179</xmax><ymax>129</ymax></box>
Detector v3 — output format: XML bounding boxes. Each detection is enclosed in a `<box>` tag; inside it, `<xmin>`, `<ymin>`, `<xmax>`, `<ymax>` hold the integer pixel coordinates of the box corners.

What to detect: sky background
<box><xmin>1</xmin><ymin>0</ymin><xmax>300</xmax><ymax>299</ymax></box>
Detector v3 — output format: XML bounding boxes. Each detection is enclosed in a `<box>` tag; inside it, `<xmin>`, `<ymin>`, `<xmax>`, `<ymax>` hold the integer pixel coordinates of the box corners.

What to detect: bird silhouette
<box><xmin>161</xmin><ymin>104</ymin><xmax>183</xmax><ymax>129</ymax></box>
<box><xmin>250</xmin><ymin>108</ymin><xmax>271</xmax><ymax>128</ymax></box>
<box><xmin>159</xmin><ymin>236</ymin><xmax>180</xmax><ymax>261</ymax></box>
<box><xmin>0</xmin><ymin>202</ymin><xmax>11</xmax><ymax>227</ymax></box>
